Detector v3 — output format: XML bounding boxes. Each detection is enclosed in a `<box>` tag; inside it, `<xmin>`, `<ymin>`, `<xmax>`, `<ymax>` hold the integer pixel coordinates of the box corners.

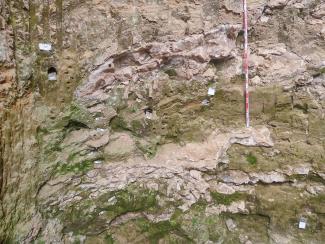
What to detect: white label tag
<box><xmin>202</xmin><ymin>99</ymin><xmax>210</xmax><ymax>106</ymax></box>
<box><xmin>39</xmin><ymin>43</ymin><xmax>52</xmax><ymax>51</ymax></box>
<box><xmin>48</xmin><ymin>72</ymin><xmax>57</xmax><ymax>81</ymax></box>
<box><xmin>145</xmin><ymin>111</ymin><xmax>153</xmax><ymax>120</ymax></box>
<box><xmin>299</xmin><ymin>221</ymin><xmax>306</xmax><ymax>229</ymax></box>
<box><xmin>208</xmin><ymin>87</ymin><xmax>215</xmax><ymax>96</ymax></box>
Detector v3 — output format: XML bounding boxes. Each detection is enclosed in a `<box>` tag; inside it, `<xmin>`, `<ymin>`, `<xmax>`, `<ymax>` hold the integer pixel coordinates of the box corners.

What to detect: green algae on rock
<box><xmin>1</xmin><ymin>0</ymin><xmax>325</xmax><ymax>243</ymax></box>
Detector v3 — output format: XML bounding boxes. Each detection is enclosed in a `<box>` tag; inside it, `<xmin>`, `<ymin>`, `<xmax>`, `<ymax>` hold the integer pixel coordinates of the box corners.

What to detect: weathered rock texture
<box><xmin>0</xmin><ymin>0</ymin><xmax>324</xmax><ymax>243</ymax></box>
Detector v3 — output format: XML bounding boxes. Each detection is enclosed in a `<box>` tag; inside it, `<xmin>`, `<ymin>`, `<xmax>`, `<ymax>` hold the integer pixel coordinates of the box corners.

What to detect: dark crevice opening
<box><xmin>64</xmin><ymin>120</ymin><xmax>89</xmax><ymax>131</ymax></box>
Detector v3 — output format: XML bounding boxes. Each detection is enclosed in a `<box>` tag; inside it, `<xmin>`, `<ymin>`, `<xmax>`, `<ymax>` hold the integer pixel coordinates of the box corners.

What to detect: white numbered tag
<box><xmin>208</xmin><ymin>87</ymin><xmax>215</xmax><ymax>96</ymax></box>
<box><xmin>298</xmin><ymin>218</ymin><xmax>306</xmax><ymax>229</ymax></box>
<box><xmin>48</xmin><ymin>72</ymin><xmax>57</xmax><ymax>81</ymax></box>
<box><xmin>39</xmin><ymin>43</ymin><xmax>52</xmax><ymax>51</ymax></box>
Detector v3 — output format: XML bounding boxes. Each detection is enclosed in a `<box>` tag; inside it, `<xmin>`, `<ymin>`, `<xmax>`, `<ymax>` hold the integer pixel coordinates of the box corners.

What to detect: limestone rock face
<box><xmin>103</xmin><ymin>133</ymin><xmax>136</xmax><ymax>160</ymax></box>
<box><xmin>0</xmin><ymin>0</ymin><xmax>324</xmax><ymax>243</ymax></box>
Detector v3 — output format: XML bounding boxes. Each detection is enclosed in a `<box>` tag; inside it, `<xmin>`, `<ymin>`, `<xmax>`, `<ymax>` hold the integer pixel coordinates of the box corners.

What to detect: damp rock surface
<box><xmin>0</xmin><ymin>0</ymin><xmax>325</xmax><ymax>243</ymax></box>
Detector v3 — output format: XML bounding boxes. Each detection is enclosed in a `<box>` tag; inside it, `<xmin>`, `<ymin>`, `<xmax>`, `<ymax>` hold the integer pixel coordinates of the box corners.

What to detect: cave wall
<box><xmin>0</xmin><ymin>0</ymin><xmax>324</xmax><ymax>243</ymax></box>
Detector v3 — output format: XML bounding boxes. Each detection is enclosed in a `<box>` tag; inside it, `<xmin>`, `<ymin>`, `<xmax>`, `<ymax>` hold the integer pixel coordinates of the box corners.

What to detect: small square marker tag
<box><xmin>145</xmin><ymin>111</ymin><xmax>153</xmax><ymax>120</ymax></box>
<box><xmin>299</xmin><ymin>218</ymin><xmax>306</xmax><ymax>229</ymax></box>
<box><xmin>39</xmin><ymin>43</ymin><xmax>52</xmax><ymax>51</ymax></box>
<box><xmin>208</xmin><ymin>87</ymin><xmax>215</xmax><ymax>96</ymax></box>
<box><xmin>48</xmin><ymin>72</ymin><xmax>57</xmax><ymax>81</ymax></box>
<box><xmin>202</xmin><ymin>99</ymin><xmax>210</xmax><ymax>106</ymax></box>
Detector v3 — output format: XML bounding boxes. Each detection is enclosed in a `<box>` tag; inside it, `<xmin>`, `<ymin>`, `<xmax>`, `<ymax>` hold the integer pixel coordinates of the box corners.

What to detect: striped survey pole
<box><xmin>242</xmin><ymin>0</ymin><xmax>250</xmax><ymax>128</ymax></box>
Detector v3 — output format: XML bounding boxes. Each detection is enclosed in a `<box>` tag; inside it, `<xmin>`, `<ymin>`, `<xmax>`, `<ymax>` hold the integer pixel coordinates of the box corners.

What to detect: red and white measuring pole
<box><xmin>242</xmin><ymin>0</ymin><xmax>250</xmax><ymax>128</ymax></box>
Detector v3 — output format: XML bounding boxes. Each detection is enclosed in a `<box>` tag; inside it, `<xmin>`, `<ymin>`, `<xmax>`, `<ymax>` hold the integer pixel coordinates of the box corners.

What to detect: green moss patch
<box><xmin>255</xmin><ymin>184</ymin><xmax>325</xmax><ymax>242</ymax></box>
<box><xmin>220</xmin><ymin>213</ymin><xmax>270</xmax><ymax>243</ymax></box>
<box><xmin>211</xmin><ymin>192</ymin><xmax>248</xmax><ymax>205</ymax></box>
<box><xmin>176</xmin><ymin>199</ymin><xmax>225</xmax><ymax>243</ymax></box>
<box><xmin>103</xmin><ymin>234</ymin><xmax>115</xmax><ymax>244</ymax></box>
<box><xmin>97</xmin><ymin>188</ymin><xmax>158</xmax><ymax>216</ymax></box>
<box><xmin>43</xmin><ymin>135</ymin><xmax>64</xmax><ymax>154</ymax></box>
<box><xmin>54</xmin><ymin>186</ymin><xmax>159</xmax><ymax>236</ymax></box>
<box><xmin>228</xmin><ymin>142</ymin><xmax>324</xmax><ymax>173</ymax></box>
<box><xmin>164</xmin><ymin>69</ymin><xmax>177</xmax><ymax>77</ymax></box>
<box><xmin>130</xmin><ymin>120</ymin><xmax>144</xmax><ymax>133</ymax></box>
<box><xmin>110</xmin><ymin>116</ymin><xmax>128</xmax><ymax>131</ymax></box>
<box><xmin>53</xmin><ymin>103</ymin><xmax>94</xmax><ymax>130</ymax></box>
<box><xmin>246</xmin><ymin>152</ymin><xmax>257</xmax><ymax>165</ymax></box>
<box><xmin>136</xmin><ymin>218</ymin><xmax>186</xmax><ymax>243</ymax></box>
<box><xmin>136</xmin><ymin>138</ymin><xmax>160</xmax><ymax>158</ymax></box>
<box><xmin>288</xmin><ymin>173</ymin><xmax>325</xmax><ymax>184</ymax></box>
<box><xmin>255</xmin><ymin>184</ymin><xmax>304</xmax><ymax>230</ymax></box>
<box><xmin>55</xmin><ymin>160</ymin><xmax>93</xmax><ymax>175</ymax></box>
<box><xmin>111</xmin><ymin>116</ymin><xmax>151</xmax><ymax>137</ymax></box>
<box><xmin>309</xmin><ymin>195</ymin><xmax>325</xmax><ymax>213</ymax></box>
<box><xmin>294</xmin><ymin>103</ymin><xmax>308</xmax><ymax>114</ymax></box>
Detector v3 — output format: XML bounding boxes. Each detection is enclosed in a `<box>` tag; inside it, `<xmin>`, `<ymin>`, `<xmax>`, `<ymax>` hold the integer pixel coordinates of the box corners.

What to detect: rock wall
<box><xmin>0</xmin><ymin>0</ymin><xmax>324</xmax><ymax>243</ymax></box>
